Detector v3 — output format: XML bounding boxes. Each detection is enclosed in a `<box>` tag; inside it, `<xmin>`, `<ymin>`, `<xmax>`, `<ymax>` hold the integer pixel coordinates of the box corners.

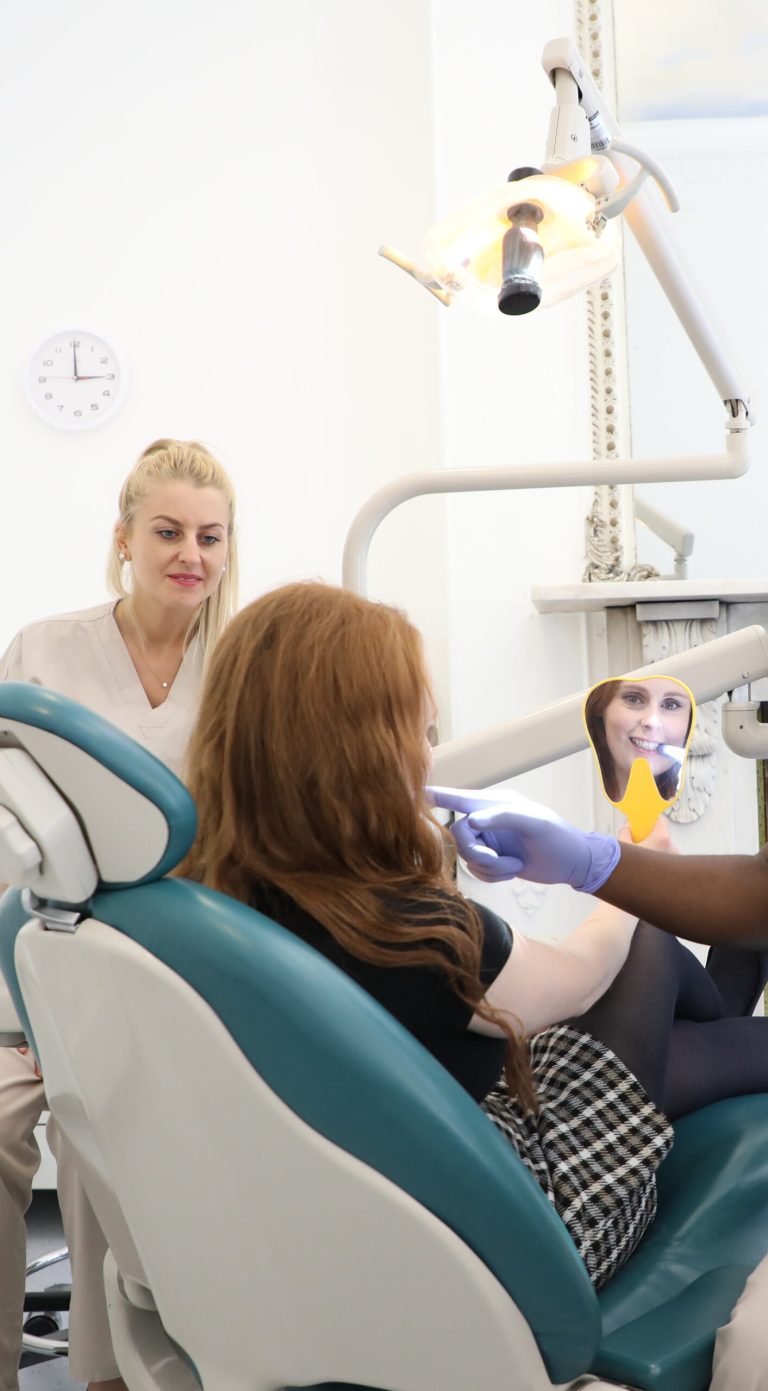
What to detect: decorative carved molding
<box><xmin>575</xmin><ymin>0</ymin><xmax>660</xmax><ymax>584</ymax></box>
<box><xmin>510</xmin><ymin>878</ymin><xmax>548</xmax><ymax>918</ymax></box>
<box><xmin>638</xmin><ymin>617</ymin><xmax>719</xmax><ymax>823</ymax></box>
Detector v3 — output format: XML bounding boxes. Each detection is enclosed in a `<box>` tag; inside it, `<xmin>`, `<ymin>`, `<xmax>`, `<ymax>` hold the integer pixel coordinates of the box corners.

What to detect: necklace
<box><xmin>114</xmin><ymin>601</ymin><xmax>186</xmax><ymax>691</ymax></box>
<box><xmin>138</xmin><ymin>649</ymin><xmax>184</xmax><ymax>690</ymax></box>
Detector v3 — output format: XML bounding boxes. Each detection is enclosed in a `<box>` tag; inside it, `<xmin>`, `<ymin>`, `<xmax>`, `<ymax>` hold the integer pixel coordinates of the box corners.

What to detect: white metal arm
<box><xmin>633</xmin><ymin>495</ymin><xmax>694</xmax><ymax>579</ymax></box>
<box><xmin>347</xmin><ymin>40</ymin><xmax>752</xmax><ymax>596</ymax></box>
<box><xmin>431</xmin><ymin>624</ymin><xmax>768</xmax><ymax>787</ymax></box>
<box><xmin>541</xmin><ymin>36</ymin><xmax>752</xmax><ymax>419</ymax></box>
<box><xmin>342</xmin><ymin>428</ymin><xmax>747</xmax><ymax>595</ymax></box>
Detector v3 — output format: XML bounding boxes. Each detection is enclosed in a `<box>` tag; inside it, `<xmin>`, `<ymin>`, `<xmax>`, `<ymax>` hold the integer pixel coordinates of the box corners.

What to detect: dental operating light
<box><xmin>381</xmin><ymin>40</ymin><xmax>684</xmax><ymax>323</ymax></box>
<box><xmin>345</xmin><ymin>36</ymin><xmax>753</xmax><ymax>597</ymax></box>
<box><xmin>420</xmin><ymin>165</ymin><xmax>622</xmax><ymax>315</ymax></box>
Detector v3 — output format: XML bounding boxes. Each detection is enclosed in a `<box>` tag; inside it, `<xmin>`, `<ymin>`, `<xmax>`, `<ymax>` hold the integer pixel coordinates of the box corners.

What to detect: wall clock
<box><xmin>27</xmin><ymin>330</ymin><xmax>125</xmax><ymax>430</ymax></box>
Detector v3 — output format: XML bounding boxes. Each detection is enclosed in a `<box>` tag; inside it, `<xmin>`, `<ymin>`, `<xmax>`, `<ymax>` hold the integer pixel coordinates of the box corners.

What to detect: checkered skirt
<box><xmin>481</xmin><ymin>1025</ymin><xmax>674</xmax><ymax>1289</ymax></box>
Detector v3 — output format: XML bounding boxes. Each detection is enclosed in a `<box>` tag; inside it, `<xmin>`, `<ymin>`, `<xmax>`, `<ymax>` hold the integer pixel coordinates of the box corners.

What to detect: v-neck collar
<box><xmin>102</xmin><ymin>601</ymin><xmax>202</xmax><ymax>721</ymax></box>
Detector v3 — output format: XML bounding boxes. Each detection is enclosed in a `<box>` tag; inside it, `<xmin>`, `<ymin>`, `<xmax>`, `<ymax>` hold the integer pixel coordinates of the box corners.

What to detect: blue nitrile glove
<box><xmin>426</xmin><ymin>786</ymin><xmax>620</xmax><ymax>892</ymax></box>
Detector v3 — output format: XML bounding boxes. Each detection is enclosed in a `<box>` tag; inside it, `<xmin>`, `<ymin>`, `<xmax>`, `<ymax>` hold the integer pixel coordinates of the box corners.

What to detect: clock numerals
<box><xmin>28</xmin><ymin>331</ymin><xmax>124</xmax><ymax>431</ymax></box>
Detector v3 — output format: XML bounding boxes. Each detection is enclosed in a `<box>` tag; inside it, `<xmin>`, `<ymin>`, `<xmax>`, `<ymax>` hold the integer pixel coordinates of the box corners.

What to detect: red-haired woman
<box><xmin>179</xmin><ymin>582</ymin><xmax>768</xmax><ymax>1291</ymax></box>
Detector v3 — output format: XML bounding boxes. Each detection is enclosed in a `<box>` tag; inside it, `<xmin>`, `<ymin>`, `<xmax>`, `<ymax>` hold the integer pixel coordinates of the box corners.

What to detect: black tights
<box><xmin>570</xmin><ymin>923</ymin><xmax>768</xmax><ymax>1121</ymax></box>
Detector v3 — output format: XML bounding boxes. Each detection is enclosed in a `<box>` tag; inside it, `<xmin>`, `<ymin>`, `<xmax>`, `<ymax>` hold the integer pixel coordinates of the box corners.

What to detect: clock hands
<box><xmin>31</xmin><ymin>332</ymin><xmax>122</xmax><ymax>429</ymax></box>
<box><xmin>68</xmin><ymin>340</ymin><xmax>112</xmax><ymax>382</ymax></box>
<box><xmin>38</xmin><ymin>373</ymin><xmax>111</xmax><ymax>381</ymax></box>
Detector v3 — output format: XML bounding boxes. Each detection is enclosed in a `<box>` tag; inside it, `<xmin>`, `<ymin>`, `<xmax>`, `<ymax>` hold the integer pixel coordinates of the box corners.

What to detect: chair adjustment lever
<box><xmin>21</xmin><ymin>889</ymin><xmax>84</xmax><ymax>933</ymax></box>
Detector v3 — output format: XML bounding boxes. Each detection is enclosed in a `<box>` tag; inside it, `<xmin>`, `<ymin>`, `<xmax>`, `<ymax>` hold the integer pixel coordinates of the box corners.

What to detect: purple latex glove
<box><xmin>426</xmin><ymin>786</ymin><xmax>620</xmax><ymax>892</ymax></box>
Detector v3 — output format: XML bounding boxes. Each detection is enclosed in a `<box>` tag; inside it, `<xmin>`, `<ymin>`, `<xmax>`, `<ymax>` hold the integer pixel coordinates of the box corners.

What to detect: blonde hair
<box><xmin>107</xmin><ymin>438</ymin><xmax>239</xmax><ymax>659</ymax></box>
<box><xmin>178</xmin><ymin>581</ymin><xmax>537</xmax><ymax>1110</ymax></box>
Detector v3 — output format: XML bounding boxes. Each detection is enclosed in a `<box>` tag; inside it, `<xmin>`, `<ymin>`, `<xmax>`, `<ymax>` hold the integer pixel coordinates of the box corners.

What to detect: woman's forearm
<box><xmin>480</xmin><ymin>904</ymin><xmax>637</xmax><ymax>1037</ymax></box>
<box><xmin>595</xmin><ymin>843</ymin><xmax>768</xmax><ymax>946</ymax></box>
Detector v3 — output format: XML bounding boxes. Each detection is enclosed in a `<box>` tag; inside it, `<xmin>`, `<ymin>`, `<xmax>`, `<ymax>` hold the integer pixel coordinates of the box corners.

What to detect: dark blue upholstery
<box><xmin>593</xmin><ymin>1092</ymin><xmax>768</xmax><ymax>1391</ymax></box>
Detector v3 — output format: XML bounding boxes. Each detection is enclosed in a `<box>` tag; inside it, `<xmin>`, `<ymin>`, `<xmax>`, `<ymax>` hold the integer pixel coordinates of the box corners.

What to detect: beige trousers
<box><xmin>0</xmin><ymin>1047</ymin><xmax>117</xmax><ymax>1390</ymax></box>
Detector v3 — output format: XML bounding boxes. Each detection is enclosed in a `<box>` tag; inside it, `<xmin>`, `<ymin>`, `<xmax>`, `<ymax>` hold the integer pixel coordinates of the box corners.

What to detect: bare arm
<box><xmin>595</xmin><ymin>841</ymin><xmax>768</xmax><ymax>947</ymax></box>
<box><xmin>470</xmin><ymin>900</ymin><xmax>637</xmax><ymax>1038</ymax></box>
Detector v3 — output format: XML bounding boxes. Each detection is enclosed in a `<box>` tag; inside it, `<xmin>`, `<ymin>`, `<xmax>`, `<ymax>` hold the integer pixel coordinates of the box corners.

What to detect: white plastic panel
<box><xmin>17</xmin><ymin>918</ymin><xmax>562</xmax><ymax>1391</ymax></box>
<box><xmin>0</xmin><ymin>721</ymin><xmax>169</xmax><ymax>883</ymax></box>
<box><xmin>0</xmin><ymin>749</ymin><xmax>96</xmax><ymax>901</ymax></box>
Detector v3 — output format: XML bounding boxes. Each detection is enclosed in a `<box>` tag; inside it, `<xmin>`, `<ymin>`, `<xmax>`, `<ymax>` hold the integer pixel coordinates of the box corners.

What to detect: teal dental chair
<box><xmin>0</xmin><ymin>683</ymin><xmax>767</xmax><ymax>1391</ymax></box>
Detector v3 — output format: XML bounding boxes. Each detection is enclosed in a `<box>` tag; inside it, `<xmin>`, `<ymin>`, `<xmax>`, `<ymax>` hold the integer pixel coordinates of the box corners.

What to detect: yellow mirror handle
<box><xmin>614</xmin><ymin>756</ymin><xmax>672</xmax><ymax>842</ymax></box>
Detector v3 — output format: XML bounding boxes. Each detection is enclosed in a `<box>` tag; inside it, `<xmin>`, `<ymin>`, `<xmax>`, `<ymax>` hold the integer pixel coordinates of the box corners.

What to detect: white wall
<box><xmin>0</xmin><ymin>0</ymin><xmax>451</xmax><ymax>710</ymax></box>
<box><xmin>613</xmin><ymin>115</ymin><xmax>768</xmax><ymax>879</ymax></box>
<box><xmin>622</xmin><ymin>116</ymin><xmax>768</xmax><ymax>581</ymax></box>
<box><xmin>2</xmin><ymin>1</ymin><xmax>619</xmax><ymax>938</ymax></box>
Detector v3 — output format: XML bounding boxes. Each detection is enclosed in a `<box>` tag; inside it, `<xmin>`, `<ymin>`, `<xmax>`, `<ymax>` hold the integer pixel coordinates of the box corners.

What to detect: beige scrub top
<box><xmin>0</xmin><ymin>601</ymin><xmax>203</xmax><ymax>778</ymax></box>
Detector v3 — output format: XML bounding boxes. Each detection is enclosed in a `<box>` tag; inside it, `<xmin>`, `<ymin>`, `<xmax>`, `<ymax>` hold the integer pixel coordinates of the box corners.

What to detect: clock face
<box><xmin>27</xmin><ymin>330</ymin><xmax>124</xmax><ymax>430</ymax></box>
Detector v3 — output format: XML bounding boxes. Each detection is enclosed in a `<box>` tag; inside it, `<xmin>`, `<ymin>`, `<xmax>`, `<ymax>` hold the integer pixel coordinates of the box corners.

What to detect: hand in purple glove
<box><xmin>426</xmin><ymin>786</ymin><xmax>620</xmax><ymax>893</ymax></box>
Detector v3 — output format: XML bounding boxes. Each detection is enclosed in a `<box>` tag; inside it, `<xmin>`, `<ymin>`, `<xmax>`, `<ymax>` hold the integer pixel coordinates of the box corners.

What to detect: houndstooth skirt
<box><xmin>481</xmin><ymin>1025</ymin><xmax>674</xmax><ymax>1289</ymax></box>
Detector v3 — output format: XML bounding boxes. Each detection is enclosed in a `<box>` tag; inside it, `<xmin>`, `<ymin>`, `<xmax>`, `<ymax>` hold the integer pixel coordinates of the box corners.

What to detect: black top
<box><xmin>250</xmin><ymin>884</ymin><xmax>513</xmax><ymax>1101</ymax></box>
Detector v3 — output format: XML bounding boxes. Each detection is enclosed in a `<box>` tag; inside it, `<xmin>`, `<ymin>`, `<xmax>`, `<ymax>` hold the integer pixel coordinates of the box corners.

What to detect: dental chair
<box><xmin>0</xmin><ymin>685</ymin><xmax>767</xmax><ymax>1391</ymax></box>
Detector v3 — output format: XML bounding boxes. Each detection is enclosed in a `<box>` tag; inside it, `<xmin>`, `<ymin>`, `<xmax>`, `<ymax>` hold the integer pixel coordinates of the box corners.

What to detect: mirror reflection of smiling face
<box><xmin>602</xmin><ymin>680</ymin><xmax>692</xmax><ymax>799</ymax></box>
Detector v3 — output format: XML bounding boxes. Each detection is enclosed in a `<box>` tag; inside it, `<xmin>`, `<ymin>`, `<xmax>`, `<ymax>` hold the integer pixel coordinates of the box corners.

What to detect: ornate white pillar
<box><xmin>575</xmin><ymin>0</ymin><xmax>657</xmax><ymax>584</ymax></box>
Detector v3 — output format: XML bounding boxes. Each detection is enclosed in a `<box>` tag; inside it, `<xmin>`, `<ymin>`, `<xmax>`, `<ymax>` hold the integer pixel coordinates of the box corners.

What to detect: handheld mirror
<box><xmin>583</xmin><ymin>675</ymin><xmax>696</xmax><ymax>842</ymax></box>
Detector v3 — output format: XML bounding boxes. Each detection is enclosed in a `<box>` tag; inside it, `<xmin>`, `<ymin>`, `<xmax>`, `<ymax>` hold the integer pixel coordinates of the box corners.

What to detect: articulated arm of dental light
<box><xmin>341</xmin><ymin>431</ymin><xmax>746</xmax><ymax>594</ymax></box>
<box><xmin>543</xmin><ymin>54</ymin><xmax>679</xmax><ymax>221</ymax></box>
<box><xmin>720</xmin><ymin>695</ymin><xmax>768</xmax><ymax>759</ymax></box>
<box><xmin>541</xmin><ymin>37</ymin><xmax>752</xmax><ymax>422</ymax></box>
<box><xmin>633</xmin><ymin>495</ymin><xmax>695</xmax><ymax>580</ymax></box>
<box><xmin>429</xmin><ymin>625</ymin><xmax>768</xmax><ymax>788</ymax></box>
<box><xmin>353</xmin><ymin>38</ymin><xmax>753</xmax><ymax>598</ymax></box>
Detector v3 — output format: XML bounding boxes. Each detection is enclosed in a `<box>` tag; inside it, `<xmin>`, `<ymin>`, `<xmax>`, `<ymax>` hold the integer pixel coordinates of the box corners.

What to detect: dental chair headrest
<box><xmin>0</xmin><ymin>684</ymin><xmax>196</xmax><ymax>903</ymax></box>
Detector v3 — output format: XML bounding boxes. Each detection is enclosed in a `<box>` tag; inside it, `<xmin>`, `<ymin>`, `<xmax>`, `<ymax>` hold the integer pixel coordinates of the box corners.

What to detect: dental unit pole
<box><xmin>430</xmin><ymin>625</ymin><xmax>768</xmax><ymax>788</ymax></box>
<box><xmin>344</xmin><ymin>37</ymin><xmax>752</xmax><ymax>598</ymax></box>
